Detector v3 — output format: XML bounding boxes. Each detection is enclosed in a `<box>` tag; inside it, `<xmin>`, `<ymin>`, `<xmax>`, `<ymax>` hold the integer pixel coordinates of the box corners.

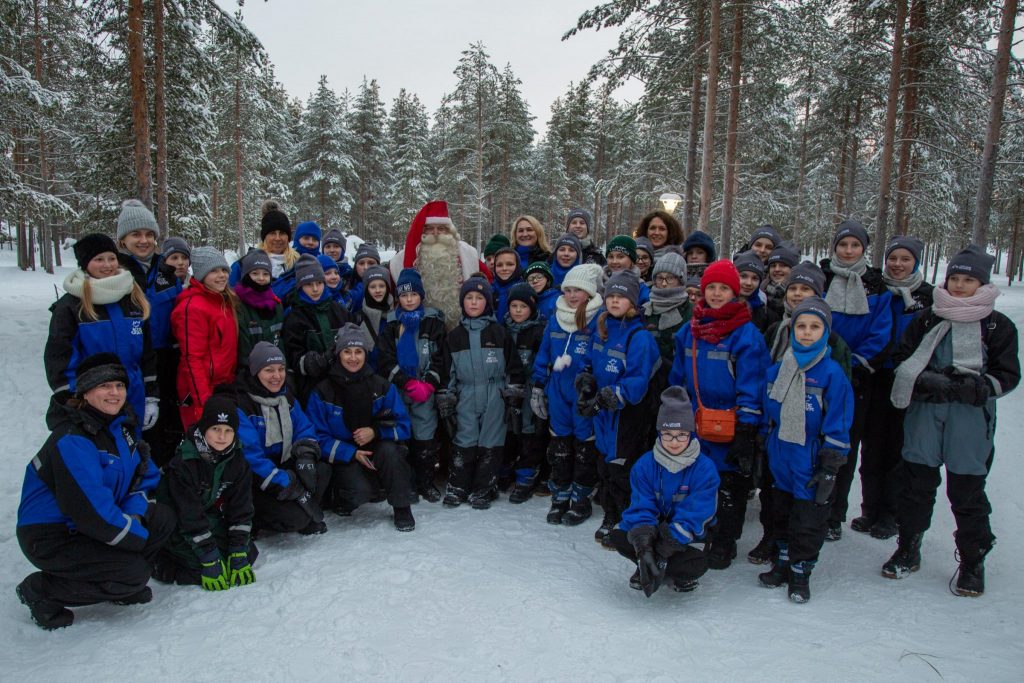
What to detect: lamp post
<box><xmin>659</xmin><ymin>192</ymin><xmax>683</xmax><ymax>214</ymax></box>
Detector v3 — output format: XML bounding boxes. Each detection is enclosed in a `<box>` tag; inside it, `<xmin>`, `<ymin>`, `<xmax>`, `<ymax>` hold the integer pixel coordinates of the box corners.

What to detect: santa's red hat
<box><xmin>403</xmin><ymin>200</ymin><xmax>457</xmax><ymax>269</ymax></box>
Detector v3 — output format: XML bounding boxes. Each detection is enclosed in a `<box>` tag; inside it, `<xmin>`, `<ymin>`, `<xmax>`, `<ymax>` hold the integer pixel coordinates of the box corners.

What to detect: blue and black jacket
<box><xmin>820</xmin><ymin>260</ymin><xmax>894</xmax><ymax>371</ymax></box>
<box><xmin>122</xmin><ymin>253</ymin><xmax>182</xmax><ymax>350</ymax></box>
<box><xmin>236</xmin><ymin>376</ymin><xmax>319</xmax><ymax>492</ymax></box>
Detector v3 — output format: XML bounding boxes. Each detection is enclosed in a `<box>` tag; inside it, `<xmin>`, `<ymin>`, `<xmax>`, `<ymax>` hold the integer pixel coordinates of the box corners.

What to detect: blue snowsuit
<box><xmin>532</xmin><ymin>314</ymin><xmax>597</xmax><ymax>442</ymax></box>
<box><xmin>236</xmin><ymin>391</ymin><xmax>319</xmax><ymax>492</ymax></box>
<box><xmin>619</xmin><ymin>450</ymin><xmax>720</xmax><ymax>545</ymax></box>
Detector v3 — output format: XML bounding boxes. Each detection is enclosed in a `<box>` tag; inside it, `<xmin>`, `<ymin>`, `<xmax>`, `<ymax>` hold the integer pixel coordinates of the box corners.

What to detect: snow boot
<box><xmin>629</xmin><ymin>568</ymin><xmax>643</xmax><ymax>591</ymax></box>
<box><xmin>881</xmin><ymin>532</ymin><xmax>923</xmax><ymax>579</ymax></box>
<box><xmin>412</xmin><ymin>440</ymin><xmax>442</xmax><ymax>503</ymax></box>
<box><xmin>468</xmin><ymin>447</ymin><xmax>501</xmax><ymax>509</ymax></box>
<box><xmin>561</xmin><ymin>483</ymin><xmax>593</xmax><ymax>526</ymax></box>
<box><xmin>112</xmin><ymin>586</ymin><xmax>153</xmax><ymax>606</ymax></box>
<box><xmin>952</xmin><ymin>540</ymin><xmax>992</xmax><ymax>597</ymax></box>
<box><xmin>869</xmin><ymin>518</ymin><xmax>898</xmax><ymax>540</ymax></box>
<box><xmin>825</xmin><ymin>520</ymin><xmax>842</xmax><ymax>542</ymax></box>
<box><xmin>443</xmin><ymin>484</ymin><xmax>468</xmax><ymax>508</ymax></box>
<box><xmin>509</xmin><ymin>468</ymin><xmax>538</xmax><ymax>504</ymax></box>
<box><xmin>16</xmin><ymin>575</ymin><xmax>73</xmax><ymax>631</ymax></box>
<box><xmin>850</xmin><ymin>516</ymin><xmax>873</xmax><ymax>534</ymax></box>
<box><xmin>747</xmin><ymin>533</ymin><xmax>774</xmax><ymax>565</ymax></box>
<box><xmin>393</xmin><ymin>506</ymin><xmax>416</xmax><ymax>532</ymax></box>
<box><xmin>758</xmin><ymin>542</ymin><xmax>790</xmax><ymax>588</ymax></box>
<box><xmin>706</xmin><ymin>538</ymin><xmax>737</xmax><ymax>570</ymax></box>
<box><xmin>595</xmin><ymin>508</ymin><xmax>619</xmax><ymax>547</ymax></box>
<box><xmin>670</xmin><ymin>578</ymin><xmax>699</xmax><ymax>593</ymax></box>
<box><xmin>788</xmin><ymin>561</ymin><xmax>813</xmax><ymax>603</ymax></box>
<box><xmin>298</xmin><ymin>519</ymin><xmax>327</xmax><ymax>535</ymax></box>
<box><xmin>546</xmin><ymin>483</ymin><xmax>571</xmax><ymax>524</ymax></box>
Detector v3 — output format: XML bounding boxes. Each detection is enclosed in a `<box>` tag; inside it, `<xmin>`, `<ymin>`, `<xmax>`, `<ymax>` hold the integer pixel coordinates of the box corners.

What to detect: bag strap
<box><xmin>691</xmin><ymin>333</ymin><xmax>705</xmax><ymax>410</ymax></box>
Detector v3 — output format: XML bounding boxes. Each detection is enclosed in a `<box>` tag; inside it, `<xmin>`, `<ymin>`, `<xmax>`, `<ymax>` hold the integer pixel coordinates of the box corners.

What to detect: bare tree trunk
<box><xmin>893</xmin><ymin>0</ymin><xmax>925</xmax><ymax>236</ymax></box>
<box><xmin>718</xmin><ymin>0</ymin><xmax>744</xmax><ymax>256</ymax></box>
<box><xmin>845</xmin><ymin>98</ymin><xmax>861</xmax><ymax>218</ymax></box>
<box><xmin>33</xmin><ymin>0</ymin><xmax>52</xmax><ymax>273</ymax></box>
<box><xmin>154</xmin><ymin>0</ymin><xmax>168</xmax><ymax>236</ymax></box>
<box><xmin>1009</xmin><ymin>197</ymin><xmax>1022</xmax><ymax>286</ymax></box>
<box><xmin>234</xmin><ymin>49</ymin><xmax>245</xmax><ymax>254</ymax></box>
<box><xmin>835</xmin><ymin>103</ymin><xmax>850</xmax><ymax>218</ymax></box>
<box><xmin>971</xmin><ymin>0</ymin><xmax>1017</xmax><ymax>247</ymax></box>
<box><xmin>683</xmin><ymin>0</ymin><xmax>706</xmax><ymax>235</ymax></box>
<box><xmin>794</xmin><ymin>67</ymin><xmax>813</xmax><ymax>244</ymax></box>
<box><xmin>127</xmin><ymin>0</ymin><xmax>152</xmax><ymax>208</ymax></box>
<box><xmin>697</xmin><ymin>0</ymin><xmax>722</xmax><ymax>235</ymax></box>
<box><xmin>873</xmin><ymin>0</ymin><xmax>908</xmax><ymax>264</ymax></box>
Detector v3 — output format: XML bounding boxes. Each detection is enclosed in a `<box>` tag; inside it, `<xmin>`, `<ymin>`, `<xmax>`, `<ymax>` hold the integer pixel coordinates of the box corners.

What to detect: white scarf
<box><xmin>63</xmin><ymin>268</ymin><xmax>135</xmax><ymax>305</ymax></box>
<box><xmin>883</xmin><ymin>269</ymin><xmax>925</xmax><ymax>310</ymax></box>
<box><xmin>552</xmin><ymin>295</ymin><xmax>602</xmax><ymax>371</ymax></box>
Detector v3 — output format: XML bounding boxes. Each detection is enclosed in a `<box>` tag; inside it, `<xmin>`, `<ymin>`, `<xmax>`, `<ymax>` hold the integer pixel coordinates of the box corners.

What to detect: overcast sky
<box><xmin>223</xmin><ymin>0</ymin><xmax>643</xmax><ymax>131</ymax></box>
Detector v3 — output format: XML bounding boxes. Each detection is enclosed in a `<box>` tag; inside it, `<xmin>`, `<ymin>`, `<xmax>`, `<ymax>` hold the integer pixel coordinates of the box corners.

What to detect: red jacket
<box><xmin>171</xmin><ymin>279</ymin><xmax>238</xmax><ymax>428</ymax></box>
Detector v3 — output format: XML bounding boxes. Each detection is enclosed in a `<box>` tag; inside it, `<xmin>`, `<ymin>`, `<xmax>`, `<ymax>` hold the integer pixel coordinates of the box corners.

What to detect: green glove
<box><xmin>227</xmin><ymin>548</ymin><xmax>255</xmax><ymax>587</ymax></box>
<box><xmin>199</xmin><ymin>549</ymin><xmax>228</xmax><ymax>591</ymax></box>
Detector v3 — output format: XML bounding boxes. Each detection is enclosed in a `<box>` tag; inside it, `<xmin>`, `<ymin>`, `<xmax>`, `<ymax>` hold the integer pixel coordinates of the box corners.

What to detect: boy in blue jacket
<box><xmin>759</xmin><ymin>298</ymin><xmax>853</xmax><ymax>603</ymax></box>
<box><xmin>611</xmin><ymin>386</ymin><xmax>719</xmax><ymax>596</ymax></box>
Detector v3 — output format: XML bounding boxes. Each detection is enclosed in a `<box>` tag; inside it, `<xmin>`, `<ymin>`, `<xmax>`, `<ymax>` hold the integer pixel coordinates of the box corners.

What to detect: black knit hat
<box><xmin>946</xmin><ymin>244</ymin><xmax>995</xmax><ymax>286</ymax></box>
<box><xmin>75</xmin><ymin>352</ymin><xmax>129</xmax><ymax>396</ymax></box>
<box><xmin>260</xmin><ymin>199</ymin><xmax>291</xmax><ymax>241</ymax></box>
<box><xmin>460</xmin><ymin>277</ymin><xmax>494</xmax><ymax>316</ymax></box>
<box><xmin>74</xmin><ymin>233</ymin><xmax>119</xmax><ymax>270</ymax></box>
<box><xmin>197</xmin><ymin>390</ymin><xmax>239</xmax><ymax>435</ymax></box>
<box><xmin>507</xmin><ymin>282</ymin><xmax>538</xmax><ymax>318</ymax></box>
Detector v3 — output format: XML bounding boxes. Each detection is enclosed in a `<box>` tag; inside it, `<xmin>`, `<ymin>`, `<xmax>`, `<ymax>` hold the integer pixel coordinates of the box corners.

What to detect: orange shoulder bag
<box><xmin>691</xmin><ymin>335</ymin><xmax>737</xmax><ymax>443</ymax></box>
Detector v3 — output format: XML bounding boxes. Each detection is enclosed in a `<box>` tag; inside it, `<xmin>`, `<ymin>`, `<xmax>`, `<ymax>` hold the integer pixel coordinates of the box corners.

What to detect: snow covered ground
<box><xmin>1</xmin><ymin>247</ymin><xmax>1022</xmax><ymax>682</ymax></box>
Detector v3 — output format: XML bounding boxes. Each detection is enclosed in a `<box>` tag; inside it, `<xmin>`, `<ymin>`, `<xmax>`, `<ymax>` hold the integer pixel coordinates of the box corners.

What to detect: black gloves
<box><xmin>292</xmin><ymin>439</ymin><xmax>320</xmax><ymax>493</ymax></box>
<box><xmin>574</xmin><ymin>371</ymin><xmax>598</xmax><ymax>417</ymax></box>
<box><xmin>950</xmin><ymin>373</ymin><xmax>992</xmax><ymax>407</ymax></box>
<box><xmin>276</xmin><ymin>471</ymin><xmax>307</xmax><ymax>502</ymax></box>
<box><xmin>301</xmin><ymin>350</ymin><xmax>331</xmax><ymax>377</ymax></box>
<box><xmin>752</xmin><ymin>432</ymin><xmax>768</xmax><ymax>488</ymax></box>
<box><xmin>627</xmin><ymin>525</ymin><xmax>663</xmax><ymax>597</ymax></box>
<box><xmin>914</xmin><ymin>369</ymin><xmax>992</xmax><ymax>406</ymax></box>
<box><xmin>726</xmin><ymin>423</ymin><xmax>758</xmax><ymax>477</ymax></box>
<box><xmin>435</xmin><ymin>391</ymin><xmax>458</xmax><ymax>418</ymax></box>
<box><xmin>596</xmin><ymin>386</ymin><xmax>620</xmax><ymax>411</ymax></box>
<box><xmin>501</xmin><ymin>385</ymin><xmax>526</xmax><ymax>436</ymax></box>
<box><xmin>806</xmin><ymin>448</ymin><xmax>845</xmax><ymax>505</ymax></box>
<box><xmin>913</xmin><ymin>370</ymin><xmax>954</xmax><ymax>402</ymax></box>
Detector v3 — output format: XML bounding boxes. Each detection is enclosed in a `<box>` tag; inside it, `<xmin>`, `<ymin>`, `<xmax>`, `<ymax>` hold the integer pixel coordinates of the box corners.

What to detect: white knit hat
<box><xmin>560</xmin><ymin>263</ymin><xmax>605</xmax><ymax>297</ymax></box>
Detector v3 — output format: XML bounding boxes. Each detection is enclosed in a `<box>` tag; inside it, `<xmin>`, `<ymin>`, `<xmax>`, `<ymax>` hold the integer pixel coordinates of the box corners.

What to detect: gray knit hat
<box><xmin>248</xmin><ymin>341</ymin><xmax>286</xmax><ymax>376</ymax></box>
<box><xmin>657</xmin><ymin>386</ymin><xmax>695</xmax><ymax>433</ymax></box>
<box><xmin>785</xmin><ymin>261</ymin><xmax>826</xmax><ymax>297</ymax></box>
<box><xmin>362</xmin><ymin>264</ymin><xmax>390</xmax><ymax>287</ymax></box>
<box><xmin>116</xmin><ymin>199</ymin><xmax>159</xmax><ymax>240</ymax></box>
<box><xmin>354</xmin><ymin>242</ymin><xmax>381</xmax><ymax>264</ymax></box>
<box><xmin>791</xmin><ymin>296</ymin><xmax>832</xmax><ymax>331</ymax></box>
<box><xmin>767</xmin><ymin>240</ymin><xmax>800</xmax><ymax>268</ymax></box>
<box><xmin>652</xmin><ymin>251</ymin><xmax>687</xmax><ymax>280</ymax></box>
<box><xmin>334</xmin><ymin>322</ymin><xmax>370</xmax><ymax>355</ymax></box>
<box><xmin>946</xmin><ymin>244</ymin><xmax>994</xmax><ymax>286</ymax></box>
<box><xmin>749</xmin><ymin>224</ymin><xmax>781</xmax><ymax>248</ymax></box>
<box><xmin>634</xmin><ymin>236</ymin><xmax>655</xmax><ymax>260</ymax></box>
<box><xmin>322</xmin><ymin>229</ymin><xmax>346</xmax><ymax>250</ymax></box>
<box><xmin>832</xmin><ymin>219</ymin><xmax>869</xmax><ymax>252</ymax></box>
<box><xmin>162</xmin><ymin>236</ymin><xmax>191</xmax><ymax>260</ymax></box>
<box><xmin>190</xmin><ymin>246</ymin><xmax>229</xmax><ymax>283</ymax></box>
<box><xmin>604</xmin><ymin>270</ymin><xmax>641</xmax><ymax>307</ymax></box>
<box><xmin>241</xmin><ymin>248</ymin><xmax>273</xmax><ymax>278</ymax></box>
<box><xmin>885</xmin><ymin>235</ymin><xmax>924</xmax><ymax>267</ymax></box>
<box><xmin>734</xmin><ymin>250</ymin><xmax>765</xmax><ymax>281</ymax></box>
<box><xmin>294</xmin><ymin>253</ymin><xmax>325</xmax><ymax>287</ymax></box>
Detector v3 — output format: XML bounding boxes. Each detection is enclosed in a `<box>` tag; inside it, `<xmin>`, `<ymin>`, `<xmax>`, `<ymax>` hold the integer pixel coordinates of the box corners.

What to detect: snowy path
<box><xmin>1</xmin><ymin>251</ymin><xmax>1022</xmax><ymax>682</ymax></box>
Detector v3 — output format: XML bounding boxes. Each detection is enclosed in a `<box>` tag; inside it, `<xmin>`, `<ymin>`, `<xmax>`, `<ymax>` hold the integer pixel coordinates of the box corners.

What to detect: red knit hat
<box><xmin>700</xmin><ymin>259</ymin><xmax>741</xmax><ymax>295</ymax></box>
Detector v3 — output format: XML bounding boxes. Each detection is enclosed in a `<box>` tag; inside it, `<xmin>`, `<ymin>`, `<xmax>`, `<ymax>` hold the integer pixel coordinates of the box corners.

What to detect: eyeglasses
<box><xmin>654</xmin><ymin>274</ymin><xmax>680</xmax><ymax>286</ymax></box>
<box><xmin>660</xmin><ymin>433</ymin><xmax>691</xmax><ymax>443</ymax></box>
<box><xmin>527</xmin><ymin>274</ymin><xmax>548</xmax><ymax>284</ymax></box>
<box><xmin>636</xmin><ymin>254</ymin><xmax>652</xmax><ymax>264</ymax></box>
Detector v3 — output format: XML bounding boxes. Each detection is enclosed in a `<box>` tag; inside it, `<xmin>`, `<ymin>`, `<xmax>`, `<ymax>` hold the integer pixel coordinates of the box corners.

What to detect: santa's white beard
<box><xmin>417</xmin><ymin>234</ymin><xmax>464</xmax><ymax>329</ymax></box>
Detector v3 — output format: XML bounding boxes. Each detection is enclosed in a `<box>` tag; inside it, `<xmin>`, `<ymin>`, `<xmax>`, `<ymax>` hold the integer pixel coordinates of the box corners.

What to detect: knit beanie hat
<box><xmin>785</xmin><ymin>261</ymin><xmax>826</xmax><ymax>297</ymax></box>
<box><xmin>946</xmin><ymin>244</ymin><xmax>994</xmax><ymax>286</ymax></box>
<box><xmin>634</xmin><ymin>236</ymin><xmax>655</xmax><ymax>261</ymax></box>
<box><xmin>791</xmin><ymin>296</ymin><xmax>833</xmax><ymax>331</ymax></box>
<box><xmin>652</xmin><ymin>251</ymin><xmax>687</xmax><ymax>280</ymax></box>
<box><xmin>334</xmin><ymin>322</ymin><xmax>370</xmax><ymax>355</ymax></box>
<box><xmin>885</xmin><ymin>235</ymin><xmax>924</xmax><ymax>268</ymax></box>
<box><xmin>561</xmin><ymin>263</ymin><xmax>605</xmax><ymax>297</ymax></box>
<box><xmin>604</xmin><ymin>270</ymin><xmax>641</xmax><ymax>307</ymax></box>
<box><xmin>767</xmin><ymin>240</ymin><xmax>800</xmax><ymax>268</ymax></box>
<box><xmin>734</xmin><ymin>250</ymin><xmax>765</xmax><ymax>281</ymax></box>
<box><xmin>294</xmin><ymin>253</ymin><xmax>325</xmax><ymax>286</ymax></box>
<box><xmin>748</xmin><ymin>224</ymin><xmax>780</xmax><ymax>248</ymax></box>
<box><xmin>197</xmin><ymin>390</ymin><xmax>239</xmax><ymax>435</ymax></box>
<box><xmin>322</xmin><ymin>229</ymin><xmax>346</xmax><ymax>251</ymax></box>
<box><xmin>293</xmin><ymin>221</ymin><xmax>322</xmax><ymax>245</ymax></box>
<box><xmin>260</xmin><ymin>199</ymin><xmax>291</xmax><ymax>241</ymax></box>
<box><xmin>162</xmin><ymin>236</ymin><xmax>191</xmax><ymax>260</ymax></box>
<box><xmin>524</xmin><ymin>260</ymin><xmax>553</xmax><ymax>286</ymax></box>
<box><xmin>116</xmin><ymin>199</ymin><xmax>159</xmax><ymax>240</ymax></box>
<box><xmin>460</xmin><ymin>277</ymin><xmax>494</xmax><ymax>316</ymax></box>
<box><xmin>685</xmin><ymin>274</ymin><xmax>702</xmax><ymax>290</ymax></box>
<box><xmin>75</xmin><ymin>352</ymin><xmax>129</xmax><ymax>396</ymax></box>
<box><xmin>700</xmin><ymin>259</ymin><xmax>741</xmax><ymax>295</ymax></box>
<box><xmin>683</xmin><ymin>230</ymin><xmax>717</xmax><ymax>262</ymax></box>
<box><xmin>362</xmin><ymin>264</ymin><xmax>390</xmax><ymax>289</ymax></box>
<box><xmin>507</xmin><ymin>282</ymin><xmax>538</xmax><ymax>318</ymax></box>
<box><xmin>566</xmin><ymin>208</ymin><xmax>593</xmax><ymax>234</ymax></box>
<box><xmin>74</xmin><ymin>233</ymin><xmax>119</xmax><ymax>270</ymax></box>
<box><xmin>248</xmin><ymin>341</ymin><xmax>287</xmax><ymax>376</ymax></box>
<box><xmin>190</xmin><ymin>246</ymin><xmax>229</xmax><ymax>283</ymax></box>
<box><xmin>396</xmin><ymin>268</ymin><xmax>425</xmax><ymax>298</ymax></box>
<box><xmin>606</xmin><ymin>235</ymin><xmax>638</xmax><ymax>262</ymax></box>
<box><xmin>318</xmin><ymin>254</ymin><xmax>340</xmax><ymax>274</ymax></box>
<box><xmin>657</xmin><ymin>385</ymin><xmax>695</xmax><ymax>433</ymax></box>
<box><xmin>354</xmin><ymin>242</ymin><xmax>381</xmax><ymax>264</ymax></box>
<box><xmin>554</xmin><ymin>232</ymin><xmax>583</xmax><ymax>259</ymax></box>
<box><xmin>240</xmin><ymin>248</ymin><xmax>272</xmax><ymax>278</ymax></box>
<box><xmin>484</xmin><ymin>233</ymin><xmax>511</xmax><ymax>258</ymax></box>
<box><xmin>832</xmin><ymin>219</ymin><xmax>870</xmax><ymax>252</ymax></box>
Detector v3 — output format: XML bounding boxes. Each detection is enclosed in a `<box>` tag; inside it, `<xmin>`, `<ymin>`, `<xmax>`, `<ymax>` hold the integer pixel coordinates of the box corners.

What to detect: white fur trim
<box><xmin>424</xmin><ymin>217</ymin><xmax>454</xmax><ymax>226</ymax></box>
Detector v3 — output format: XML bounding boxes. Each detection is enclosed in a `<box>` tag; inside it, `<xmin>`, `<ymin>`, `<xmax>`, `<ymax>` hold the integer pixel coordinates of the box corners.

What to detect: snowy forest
<box><xmin>2</xmin><ymin>0</ymin><xmax>1022</xmax><ymax>275</ymax></box>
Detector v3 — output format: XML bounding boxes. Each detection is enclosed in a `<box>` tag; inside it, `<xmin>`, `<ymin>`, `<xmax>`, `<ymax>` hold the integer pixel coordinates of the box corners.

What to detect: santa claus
<box><xmin>390</xmin><ymin>200</ymin><xmax>491</xmax><ymax>329</ymax></box>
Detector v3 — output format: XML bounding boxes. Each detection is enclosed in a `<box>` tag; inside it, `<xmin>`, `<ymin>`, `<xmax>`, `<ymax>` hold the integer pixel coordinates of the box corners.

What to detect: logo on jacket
<box><xmin>485</xmin><ymin>350</ymin><xmax>499</xmax><ymax>364</ymax></box>
<box><xmin>604</xmin><ymin>359</ymin><xmax>621</xmax><ymax>375</ymax></box>
<box><xmin>574</xmin><ymin>340</ymin><xmax>588</xmax><ymax>355</ymax></box>
<box><xmin>131</xmin><ymin>319</ymin><xmax>143</xmax><ymax>335</ymax></box>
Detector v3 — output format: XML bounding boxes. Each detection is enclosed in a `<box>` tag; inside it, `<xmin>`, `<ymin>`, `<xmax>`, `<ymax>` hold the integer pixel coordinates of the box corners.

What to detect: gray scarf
<box><xmin>882</xmin><ymin>269</ymin><xmax>924</xmax><ymax>310</ymax></box>
<box><xmin>890</xmin><ymin>285</ymin><xmax>999</xmax><ymax>409</ymax></box>
<box><xmin>825</xmin><ymin>256</ymin><xmax>869</xmax><ymax>315</ymax></box>
<box><xmin>248</xmin><ymin>392</ymin><xmax>294</xmax><ymax>462</ymax></box>
<box><xmin>648</xmin><ymin>286</ymin><xmax>690</xmax><ymax>330</ymax></box>
<box><xmin>769</xmin><ymin>345</ymin><xmax>828</xmax><ymax>445</ymax></box>
<box><xmin>653</xmin><ymin>437</ymin><xmax>701</xmax><ymax>474</ymax></box>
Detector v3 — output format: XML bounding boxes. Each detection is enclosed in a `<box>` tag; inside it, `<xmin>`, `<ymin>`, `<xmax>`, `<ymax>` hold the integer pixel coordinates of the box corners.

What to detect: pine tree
<box><xmin>348</xmin><ymin>77</ymin><xmax>390</xmax><ymax>237</ymax></box>
<box><xmin>386</xmin><ymin>88</ymin><xmax>431</xmax><ymax>248</ymax></box>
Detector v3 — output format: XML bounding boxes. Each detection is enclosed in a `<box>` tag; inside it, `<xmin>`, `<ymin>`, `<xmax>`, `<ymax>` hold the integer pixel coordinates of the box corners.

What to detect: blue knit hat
<box><xmin>396</xmin><ymin>268</ymin><xmax>425</xmax><ymax>298</ymax></box>
<box><xmin>460</xmin><ymin>277</ymin><xmax>493</xmax><ymax>317</ymax></box>
<box><xmin>293</xmin><ymin>221</ymin><xmax>322</xmax><ymax>244</ymax></box>
<box><xmin>317</xmin><ymin>254</ymin><xmax>340</xmax><ymax>274</ymax></box>
<box><xmin>507</xmin><ymin>282</ymin><xmax>538</xmax><ymax>318</ymax></box>
<box><xmin>683</xmin><ymin>230</ymin><xmax>717</xmax><ymax>262</ymax></box>
<box><xmin>791</xmin><ymin>296</ymin><xmax>832</xmax><ymax>331</ymax></box>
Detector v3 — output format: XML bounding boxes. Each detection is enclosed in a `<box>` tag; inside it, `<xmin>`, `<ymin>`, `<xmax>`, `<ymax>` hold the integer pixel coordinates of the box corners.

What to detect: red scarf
<box><xmin>691</xmin><ymin>299</ymin><xmax>751</xmax><ymax>344</ymax></box>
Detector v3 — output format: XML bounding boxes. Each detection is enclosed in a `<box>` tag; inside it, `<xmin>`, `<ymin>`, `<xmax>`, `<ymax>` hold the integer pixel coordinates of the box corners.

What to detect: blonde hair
<box><xmin>79</xmin><ymin>279</ymin><xmax>151</xmax><ymax>322</ymax></box>
<box><xmin>256</xmin><ymin>241</ymin><xmax>301</xmax><ymax>269</ymax></box>
<box><xmin>597</xmin><ymin>307</ymin><xmax>639</xmax><ymax>341</ymax></box>
<box><xmin>511</xmin><ymin>215</ymin><xmax>551</xmax><ymax>256</ymax></box>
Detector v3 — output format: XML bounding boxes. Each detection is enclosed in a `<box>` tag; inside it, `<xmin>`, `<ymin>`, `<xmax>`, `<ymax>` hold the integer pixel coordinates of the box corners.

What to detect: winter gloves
<box><xmin>142</xmin><ymin>397</ymin><xmax>160</xmax><ymax>431</ymax></box>
<box><xmin>404</xmin><ymin>379</ymin><xmax>435</xmax><ymax>404</ymax></box>
<box><xmin>300</xmin><ymin>350</ymin><xmax>331</xmax><ymax>378</ymax></box>
<box><xmin>726</xmin><ymin>423</ymin><xmax>758</xmax><ymax>477</ymax></box>
<box><xmin>277</xmin><ymin>471</ymin><xmax>306</xmax><ymax>501</ymax></box>
<box><xmin>574</xmin><ymin>372</ymin><xmax>598</xmax><ymax>417</ymax></box>
<box><xmin>227</xmin><ymin>548</ymin><xmax>255</xmax><ymax>586</ymax></box>
<box><xmin>292</xmin><ymin>439</ymin><xmax>320</xmax><ymax>493</ymax></box>
<box><xmin>435</xmin><ymin>390</ymin><xmax>459</xmax><ymax>435</ymax></box>
<box><xmin>530</xmin><ymin>387</ymin><xmax>548</xmax><ymax>421</ymax></box>
<box><xmin>501</xmin><ymin>384</ymin><xmax>527</xmax><ymax>435</ymax></box>
<box><xmin>596</xmin><ymin>386</ymin><xmax>620</xmax><ymax>411</ymax></box>
<box><xmin>807</xmin><ymin>448</ymin><xmax>845</xmax><ymax>505</ymax></box>
<box><xmin>913</xmin><ymin>370</ymin><xmax>954</xmax><ymax>402</ymax></box>
<box><xmin>199</xmin><ymin>549</ymin><xmax>229</xmax><ymax>591</ymax></box>
<box><xmin>950</xmin><ymin>373</ymin><xmax>992</xmax><ymax>407</ymax></box>
<box><xmin>913</xmin><ymin>369</ymin><xmax>992</xmax><ymax>406</ymax></box>
<box><xmin>627</xmin><ymin>525</ymin><xmax>664</xmax><ymax>597</ymax></box>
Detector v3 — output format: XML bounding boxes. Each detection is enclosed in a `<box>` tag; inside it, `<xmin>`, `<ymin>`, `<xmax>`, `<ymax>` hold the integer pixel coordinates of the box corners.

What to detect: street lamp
<box><xmin>659</xmin><ymin>192</ymin><xmax>683</xmax><ymax>214</ymax></box>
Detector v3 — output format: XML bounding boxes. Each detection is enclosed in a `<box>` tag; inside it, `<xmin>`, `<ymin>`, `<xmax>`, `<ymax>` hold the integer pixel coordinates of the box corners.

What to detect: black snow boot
<box><xmin>869</xmin><ymin>518</ymin><xmax>898</xmax><ymax>540</ymax></box>
<box><xmin>788</xmin><ymin>561</ymin><xmax>813</xmax><ymax>603</ymax></box>
<box><xmin>298</xmin><ymin>519</ymin><xmax>328</xmax><ymax>535</ymax></box>
<box><xmin>112</xmin><ymin>586</ymin><xmax>153</xmax><ymax>606</ymax></box>
<box><xmin>758</xmin><ymin>542</ymin><xmax>790</xmax><ymax>588</ymax></box>
<box><xmin>629</xmin><ymin>568</ymin><xmax>643</xmax><ymax>591</ymax></box>
<box><xmin>706</xmin><ymin>539</ymin><xmax>737</xmax><ymax>570</ymax></box>
<box><xmin>747</xmin><ymin>533</ymin><xmax>774</xmax><ymax>565</ymax></box>
<box><xmin>952</xmin><ymin>541</ymin><xmax>993</xmax><ymax>597</ymax></box>
<box><xmin>393</xmin><ymin>506</ymin><xmax>416</xmax><ymax>532</ymax></box>
<box><xmin>881</xmin><ymin>532</ymin><xmax>924</xmax><ymax>579</ymax></box>
<box><xmin>825</xmin><ymin>520</ymin><xmax>842</xmax><ymax>542</ymax></box>
<box><xmin>670</xmin><ymin>578</ymin><xmax>699</xmax><ymax>593</ymax></box>
<box><xmin>412</xmin><ymin>440</ymin><xmax>442</xmax><ymax>503</ymax></box>
<box><xmin>546</xmin><ymin>494</ymin><xmax>570</xmax><ymax>525</ymax></box>
<box><xmin>850</xmin><ymin>515</ymin><xmax>873</xmax><ymax>533</ymax></box>
<box><xmin>595</xmin><ymin>508</ymin><xmax>618</xmax><ymax>547</ymax></box>
<box><xmin>16</xmin><ymin>575</ymin><xmax>74</xmax><ymax>631</ymax></box>
<box><xmin>561</xmin><ymin>483</ymin><xmax>593</xmax><ymax>526</ymax></box>
<box><xmin>443</xmin><ymin>484</ymin><xmax>468</xmax><ymax>508</ymax></box>
<box><xmin>509</xmin><ymin>468</ymin><xmax>538</xmax><ymax>504</ymax></box>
